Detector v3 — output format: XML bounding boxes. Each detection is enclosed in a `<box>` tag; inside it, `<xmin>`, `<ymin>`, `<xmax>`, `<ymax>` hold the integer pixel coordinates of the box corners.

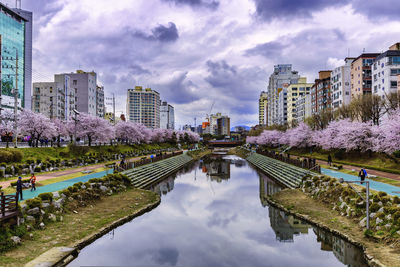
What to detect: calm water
<box><xmin>70</xmin><ymin>155</ymin><xmax>367</xmax><ymax>267</ymax></box>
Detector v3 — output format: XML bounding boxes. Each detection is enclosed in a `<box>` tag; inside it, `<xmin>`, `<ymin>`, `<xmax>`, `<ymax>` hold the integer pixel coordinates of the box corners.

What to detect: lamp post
<box><xmin>339</xmin><ymin>178</ymin><xmax>370</xmax><ymax>229</ymax></box>
<box><xmin>72</xmin><ymin>109</ymin><xmax>80</xmax><ymax>145</ymax></box>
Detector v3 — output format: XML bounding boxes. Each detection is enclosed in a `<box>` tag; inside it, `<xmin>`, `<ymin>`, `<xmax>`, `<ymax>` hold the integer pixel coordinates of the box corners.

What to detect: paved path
<box><xmin>322</xmin><ymin>168</ymin><xmax>400</xmax><ymax>197</ymax></box>
<box><xmin>13</xmin><ymin>170</ymin><xmax>113</xmax><ymax>201</ymax></box>
<box><xmin>315</xmin><ymin>159</ymin><xmax>400</xmax><ymax>181</ymax></box>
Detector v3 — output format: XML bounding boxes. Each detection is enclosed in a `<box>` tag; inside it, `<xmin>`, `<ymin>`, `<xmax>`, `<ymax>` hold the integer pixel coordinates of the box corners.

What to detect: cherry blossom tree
<box><xmin>0</xmin><ymin>111</ymin><xmax>15</xmax><ymax>148</ymax></box>
<box><xmin>76</xmin><ymin>113</ymin><xmax>114</xmax><ymax>146</ymax></box>
<box><xmin>374</xmin><ymin>109</ymin><xmax>400</xmax><ymax>154</ymax></box>
<box><xmin>18</xmin><ymin>110</ymin><xmax>57</xmax><ymax>147</ymax></box>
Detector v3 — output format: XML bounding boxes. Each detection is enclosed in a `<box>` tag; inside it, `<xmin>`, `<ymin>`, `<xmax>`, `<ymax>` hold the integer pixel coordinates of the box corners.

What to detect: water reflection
<box><xmin>258</xmin><ymin>171</ymin><xmax>367</xmax><ymax>266</ymax></box>
<box><xmin>70</xmin><ymin>155</ymin><xmax>367</xmax><ymax>267</ymax></box>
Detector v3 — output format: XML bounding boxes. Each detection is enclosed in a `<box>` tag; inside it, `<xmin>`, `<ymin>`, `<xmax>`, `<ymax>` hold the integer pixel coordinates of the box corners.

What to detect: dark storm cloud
<box><xmin>162</xmin><ymin>0</ymin><xmax>219</xmax><ymax>10</ymax></box>
<box><xmin>133</xmin><ymin>22</ymin><xmax>179</xmax><ymax>42</ymax></box>
<box><xmin>252</xmin><ymin>0</ymin><xmax>349</xmax><ymax>21</ymax></box>
<box><xmin>252</xmin><ymin>0</ymin><xmax>400</xmax><ymax>22</ymax></box>
<box><xmin>152</xmin><ymin>22</ymin><xmax>179</xmax><ymax>42</ymax></box>
<box><xmin>351</xmin><ymin>0</ymin><xmax>400</xmax><ymax>20</ymax></box>
<box><xmin>128</xmin><ymin>64</ymin><xmax>152</xmax><ymax>75</ymax></box>
<box><xmin>245</xmin><ymin>41</ymin><xmax>288</xmax><ymax>59</ymax></box>
<box><xmin>152</xmin><ymin>247</ymin><xmax>179</xmax><ymax>266</ymax></box>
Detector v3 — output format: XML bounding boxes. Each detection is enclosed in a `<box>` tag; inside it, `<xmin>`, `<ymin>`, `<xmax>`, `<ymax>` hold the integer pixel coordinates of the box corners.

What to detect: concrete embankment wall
<box><xmin>247</xmin><ymin>153</ymin><xmax>313</xmax><ymax>188</ymax></box>
<box><xmin>122</xmin><ymin>154</ymin><xmax>193</xmax><ymax>189</ymax></box>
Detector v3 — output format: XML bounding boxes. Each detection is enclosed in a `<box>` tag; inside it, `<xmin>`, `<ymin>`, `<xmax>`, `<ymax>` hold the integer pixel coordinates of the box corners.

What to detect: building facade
<box><xmin>0</xmin><ymin>3</ymin><xmax>32</xmax><ymax>112</ymax></box>
<box><xmin>296</xmin><ymin>94</ymin><xmax>312</xmax><ymax>123</ymax></box>
<box><xmin>277</xmin><ymin>84</ymin><xmax>289</xmax><ymax>125</ymax></box>
<box><xmin>372</xmin><ymin>46</ymin><xmax>400</xmax><ymax>99</ymax></box>
<box><xmin>350</xmin><ymin>53</ymin><xmax>380</xmax><ymax>98</ymax></box>
<box><xmin>286</xmin><ymin>77</ymin><xmax>313</xmax><ymax>125</ymax></box>
<box><xmin>54</xmin><ymin>74</ymin><xmax>76</xmax><ymax>120</ymax></box>
<box><xmin>258</xmin><ymin>91</ymin><xmax>268</xmax><ymax>125</ymax></box>
<box><xmin>311</xmin><ymin>71</ymin><xmax>332</xmax><ymax>114</ymax></box>
<box><xmin>96</xmin><ymin>86</ymin><xmax>105</xmax><ymax>118</ymax></box>
<box><xmin>32</xmin><ymin>82</ymin><xmax>65</xmax><ymax>120</ymax></box>
<box><xmin>126</xmin><ymin>86</ymin><xmax>160</xmax><ymax>128</ymax></box>
<box><xmin>160</xmin><ymin>101</ymin><xmax>175</xmax><ymax>129</ymax></box>
<box><xmin>217</xmin><ymin>116</ymin><xmax>230</xmax><ymax>136</ymax></box>
<box><xmin>266</xmin><ymin>64</ymin><xmax>300</xmax><ymax>126</ymax></box>
<box><xmin>331</xmin><ymin>58</ymin><xmax>354</xmax><ymax>109</ymax></box>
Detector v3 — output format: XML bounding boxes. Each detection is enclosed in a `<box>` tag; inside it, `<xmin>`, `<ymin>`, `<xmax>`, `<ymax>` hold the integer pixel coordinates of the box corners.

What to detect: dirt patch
<box><xmin>271</xmin><ymin>189</ymin><xmax>400</xmax><ymax>267</ymax></box>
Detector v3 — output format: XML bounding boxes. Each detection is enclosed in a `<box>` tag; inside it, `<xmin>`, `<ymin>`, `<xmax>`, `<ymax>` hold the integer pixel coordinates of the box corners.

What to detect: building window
<box><xmin>391</xmin><ymin>81</ymin><xmax>397</xmax><ymax>88</ymax></box>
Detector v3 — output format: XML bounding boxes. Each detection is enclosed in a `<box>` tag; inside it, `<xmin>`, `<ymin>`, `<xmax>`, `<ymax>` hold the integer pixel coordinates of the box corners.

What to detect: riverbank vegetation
<box><xmin>0</xmin><ymin>176</ymin><xmax>160</xmax><ymax>266</ymax></box>
<box><xmin>186</xmin><ymin>149</ymin><xmax>212</xmax><ymax>160</ymax></box>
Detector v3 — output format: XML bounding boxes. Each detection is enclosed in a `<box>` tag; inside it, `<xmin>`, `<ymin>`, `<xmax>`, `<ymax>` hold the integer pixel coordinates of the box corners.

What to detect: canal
<box><xmin>70</xmin><ymin>154</ymin><xmax>367</xmax><ymax>267</ymax></box>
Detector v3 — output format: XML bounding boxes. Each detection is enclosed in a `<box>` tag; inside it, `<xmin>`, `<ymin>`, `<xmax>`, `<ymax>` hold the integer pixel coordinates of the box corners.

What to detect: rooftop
<box><xmin>0</xmin><ymin>2</ymin><xmax>27</xmax><ymax>22</ymax></box>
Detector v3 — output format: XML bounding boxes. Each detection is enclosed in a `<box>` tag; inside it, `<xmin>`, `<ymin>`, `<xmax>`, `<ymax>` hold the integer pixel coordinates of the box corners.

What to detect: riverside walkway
<box><xmin>322</xmin><ymin>168</ymin><xmax>400</xmax><ymax>197</ymax></box>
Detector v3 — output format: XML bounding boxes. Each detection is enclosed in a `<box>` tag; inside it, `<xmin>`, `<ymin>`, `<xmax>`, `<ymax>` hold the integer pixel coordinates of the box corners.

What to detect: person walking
<box><xmin>16</xmin><ymin>176</ymin><xmax>23</xmax><ymax>201</ymax></box>
<box><xmin>359</xmin><ymin>168</ymin><xmax>367</xmax><ymax>184</ymax></box>
<box><xmin>30</xmin><ymin>173</ymin><xmax>37</xmax><ymax>192</ymax></box>
<box><xmin>327</xmin><ymin>154</ymin><xmax>332</xmax><ymax>166</ymax></box>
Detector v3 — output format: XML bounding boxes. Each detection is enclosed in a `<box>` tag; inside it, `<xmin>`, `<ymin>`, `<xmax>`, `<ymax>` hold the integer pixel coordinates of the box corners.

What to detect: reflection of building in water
<box><xmin>313</xmin><ymin>227</ymin><xmax>368</xmax><ymax>267</ymax></box>
<box><xmin>202</xmin><ymin>159</ymin><xmax>231</xmax><ymax>181</ymax></box>
<box><xmin>152</xmin><ymin>176</ymin><xmax>175</xmax><ymax>196</ymax></box>
<box><xmin>269</xmin><ymin>206</ymin><xmax>309</xmax><ymax>242</ymax></box>
<box><xmin>259</xmin><ymin>173</ymin><xmax>283</xmax><ymax>207</ymax></box>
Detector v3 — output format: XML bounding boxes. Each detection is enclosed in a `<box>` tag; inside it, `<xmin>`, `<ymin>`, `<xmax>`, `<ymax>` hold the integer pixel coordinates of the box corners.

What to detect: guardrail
<box><xmin>256</xmin><ymin>149</ymin><xmax>321</xmax><ymax>173</ymax></box>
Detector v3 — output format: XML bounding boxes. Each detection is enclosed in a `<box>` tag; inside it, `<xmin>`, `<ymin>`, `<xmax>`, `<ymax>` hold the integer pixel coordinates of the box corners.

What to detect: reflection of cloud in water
<box><xmin>152</xmin><ymin>247</ymin><xmax>180</xmax><ymax>266</ymax></box>
<box><xmin>207</xmin><ymin>212</ymin><xmax>238</xmax><ymax>228</ymax></box>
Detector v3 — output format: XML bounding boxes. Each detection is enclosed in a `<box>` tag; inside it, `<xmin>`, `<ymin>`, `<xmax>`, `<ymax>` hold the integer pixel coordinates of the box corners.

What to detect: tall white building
<box><xmin>372</xmin><ymin>46</ymin><xmax>400</xmax><ymax>99</ymax></box>
<box><xmin>54</xmin><ymin>74</ymin><xmax>76</xmax><ymax>120</ymax></box>
<box><xmin>258</xmin><ymin>91</ymin><xmax>268</xmax><ymax>125</ymax></box>
<box><xmin>160</xmin><ymin>101</ymin><xmax>174</xmax><ymax>129</ymax></box>
<box><xmin>331</xmin><ymin>58</ymin><xmax>354</xmax><ymax>109</ymax></box>
<box><xmin>96</xmin><ymin>86</ymin><xmax>105</xmax><ymax>118</ymax></box>
<box><xmin>277</xmin><ymin>84</ymin><xmax>288</xmax><ymax>125</ymax></box>
<box><xmin>267</xmin><ymin>64</ymin><xmax>300</xmax><ymax>126</ymax></box>
<box><xmin>296</xmin><ymin>94</ymin><xmax>312</xmax><ymax>123</ymax></box>
<box><xmin>126</xmin><ymin>86</ymin><xmax>160</xmax><ymax>128</ymax></box>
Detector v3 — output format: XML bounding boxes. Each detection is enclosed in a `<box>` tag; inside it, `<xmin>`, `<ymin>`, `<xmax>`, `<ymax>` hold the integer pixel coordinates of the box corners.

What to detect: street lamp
<box><xmin>339</xmin><ymin>178</ymin><xmax>370</xmax><ymax>229</ymax></box>
<box><xmin>72</xmin><ymin>109</ymin><xmax>80</xmax><ymax>145</ymax></box>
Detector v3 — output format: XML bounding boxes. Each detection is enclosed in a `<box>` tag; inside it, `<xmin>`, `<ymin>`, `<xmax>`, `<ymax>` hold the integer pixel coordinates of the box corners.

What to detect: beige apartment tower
<box><xmin>126</xmin><ymin>86</ymin><xmax>160</xmax><ymax>128</ymax></box>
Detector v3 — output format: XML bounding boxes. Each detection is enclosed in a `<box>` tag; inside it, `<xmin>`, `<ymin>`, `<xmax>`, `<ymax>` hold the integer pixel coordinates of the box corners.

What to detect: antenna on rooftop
<box><xmin>363</xmin><ymin>48</ymin><xmax>366</xmax><ymax>53</ymax></box>
<box><xmin>15</xmin><ymin>0</ymin><xmax>21</xmax><ymax>9</ymax></box>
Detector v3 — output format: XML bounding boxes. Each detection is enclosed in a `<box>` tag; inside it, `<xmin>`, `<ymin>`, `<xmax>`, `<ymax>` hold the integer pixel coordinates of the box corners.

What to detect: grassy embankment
<box><xmin>287</xmin><ymin>148</ymin><xmax>400</xmax><ymax>174</ymax></box>
<box><xmin>228</xmin><ymin>147</ymin><xmax>251</xmax><ymax>159</ymax></box>
<box><xmin>187</xmin><ymin>149</ymin><xmax>212</xmax><ymax>160</ymax></box>
<box><xmin>270</xmin><ymin>189</ymin><xmax>400</xmax><ymax>267</ymax></box>
<box><xmin>0</xmin><ymin>188</ymin><xmax>160</xmax><ymax>267</ymax></box>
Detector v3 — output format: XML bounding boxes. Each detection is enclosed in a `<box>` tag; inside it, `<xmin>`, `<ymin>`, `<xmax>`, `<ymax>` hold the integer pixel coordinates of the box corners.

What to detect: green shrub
<box><xmin>4</xmin><ymin>167</ymin><xmax>12</xmax><ymax>175</ymax></box>
<box><xmin>378</xmin><ymin>191</ymin><xmax>387</xmax><ymax>197</ymax></box>
<box><xmin>34</xmin><ymin>167</ymin><xmax>41</xmax><ymax>172</ymax></box>
<box><xmin>394</xmin><ymin>211</ymin><xmax>400</xmax><ymax>221</ymax></box>
<box><xmin>68</xmin><ymin>144</ymin><xmax>89</xmax><ymax>156</ymax></box>
<box><xmin>25</xmin><ymin>198</ymin><xmax>42</xmax><ymax>209</ymax></box>
<box><xmin>370</xmin><ymin>203</ymin><xmax>380</xmax><ymax>212</ymax></box>
<box><xmin>0</xmin><ymin>150</ymin><xmax>21</xmax><ymax>163</ymax></box>
<box><xmin>393</xmin><ymin>150</ymin><xmax>400</xmax><ymax>158</ymax></box>
<box><xmin>38</xmin><ymin>192</ymin><xmax>53</xmax><ymax>202</ymax></box>
<box><xmin>36</xmin><ymin>159</ymin><xmax>42</xmax><ymax>164</ymax></box>
<box><xmin>364</xmin><ymin>229</ymin><xmax>374</xmax><ymax>238</ymax></box>
<box><xmin>393</xmin><ymin>196</ymin><xmax>400</xmax><ymax>204</ymax></box>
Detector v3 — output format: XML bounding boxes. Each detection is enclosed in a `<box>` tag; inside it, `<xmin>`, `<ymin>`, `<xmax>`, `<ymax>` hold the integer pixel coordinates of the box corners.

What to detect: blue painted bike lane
<box><xmin>11</xmin><ymin>169</ymin><xmax>113</xmax><ymax>201</ymax></box>
<box><xmin>322</xmin><ymin>168</ymin><xmax>400</xmax><ymax>197</ymax></box>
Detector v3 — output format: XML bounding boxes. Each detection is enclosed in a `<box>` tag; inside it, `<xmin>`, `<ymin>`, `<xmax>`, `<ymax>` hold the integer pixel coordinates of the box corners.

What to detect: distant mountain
<box><xmin>230</xmin><ymin>125</ymin><xmax>250</xmax><ymax>131</ymax></box>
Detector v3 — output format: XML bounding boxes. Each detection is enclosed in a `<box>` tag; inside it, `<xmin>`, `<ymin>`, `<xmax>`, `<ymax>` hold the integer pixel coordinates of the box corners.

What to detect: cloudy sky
<box><xmin>3</xmin><ymin>0</ymin><xmax>400</xmax><ymax>128</ymax></box>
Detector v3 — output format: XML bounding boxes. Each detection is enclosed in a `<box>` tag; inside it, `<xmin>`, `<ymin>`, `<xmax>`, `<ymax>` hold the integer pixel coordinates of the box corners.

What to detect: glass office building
<box><xmin>0</xmin><ymin>3</ymin><xmax>26</xmax><ymax>110</ymax></box>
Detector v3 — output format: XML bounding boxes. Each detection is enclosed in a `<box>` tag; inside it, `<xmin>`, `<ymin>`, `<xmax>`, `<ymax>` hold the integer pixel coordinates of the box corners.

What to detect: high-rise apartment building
<box><xmin>54</xmin><ymin>70</ymin><xmax>97</xmax><ymax>116</ymax></box>
<box><xmin>217</xmin><ymin>116</ymin><xmax>230</xmax><ymax>136</ymax></box>
<box><xmin>331</xmin><ymin>58</ymin><xmax>354</xmax><ymax>109</ymax></box>
<box><xmin>126</xmin><ymin>86</ymin><xmax>160</xmax><ymax>128</ymax></box>
<box><xmin>351</xmin><ymin>53</ymin><xmax>380</xmax><ymax>98</ymax></box>
<box><xmin>160</xmin><ymin>101</ymin><xmax>175</xmax><ymax>129</ymax></box>
<box><xmin>258</xmin><ymin>91</ymin><xmax>268</xmax><ymax>125</ymax></box>
<box><xmin>277</xmin><ymin>83</ymin><xmax>289</xmax><ymax>125</ymax></box>
<box><xmin>311</xmin><ymin>71</ymin><xmax>332</xmax><ymax>114</ymax></box>
<box><xmin>286</xmin><ymin>77</ymin><xmax>313</xmax><ymax>125</ymax></box>
<box><xmin>372</xmin><ymin>44</ymin><xmax>400</xmax><ymax>98</ymax></box>
<box><xmin>267</xmin><ymin>64</ymin><xmax>300</xmax><ymax>126</ymax></box>
<box><xmin>0</xmin><ymin>3</ymin><xmax>32</xmax><ymax>112</ymax></box>
<box><xmin>54</xmin><ymin>74</ymin><xmax>76</xmax><ymax>120</ymax></box>
<box><xmin>32</xmin><ymin>82</ymin><xmax>65</xmax><ymax>120</ymax></box>
<box><xmin>296</xmin><ymin>94</ymin><xmax>312</xmax><ymax>123</ymax></box>
<box><xmin>96</xmin><ymin>86</ymin><xmax>105</xmax><ymax>118</ymax></box>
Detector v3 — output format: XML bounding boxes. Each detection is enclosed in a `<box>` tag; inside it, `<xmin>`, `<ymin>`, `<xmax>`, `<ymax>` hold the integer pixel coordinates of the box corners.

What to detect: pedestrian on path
<box><xmin>30</xmin><ymin>173</ymin><xmax>37</xmax><ymax>192</ymax></box>
<box><xmin>16</xmin><ymin>176</ymin><xmax>23</xmax><ymax>202</ymax></box>
<box><xmin>359</xmin><ymin>168</ymin><xmax>367</xmax><ymax>184</ymax></box>
<box><xmin>327</xmin><ymin>154</ymin><xmax>332</xmax><ymax>166</ymax></box>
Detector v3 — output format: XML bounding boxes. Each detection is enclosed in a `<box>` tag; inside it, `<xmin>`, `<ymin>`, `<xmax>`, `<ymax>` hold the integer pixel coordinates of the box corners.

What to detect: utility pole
<box><xmin>13</xmin><ymin>50</ymin><xmax>18</xmax><ymax>148</ymax></box>
<box><xmin>112</xmin><ymin>93</ymin><xmax>115</xmax><ymax>125</ymax></box>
